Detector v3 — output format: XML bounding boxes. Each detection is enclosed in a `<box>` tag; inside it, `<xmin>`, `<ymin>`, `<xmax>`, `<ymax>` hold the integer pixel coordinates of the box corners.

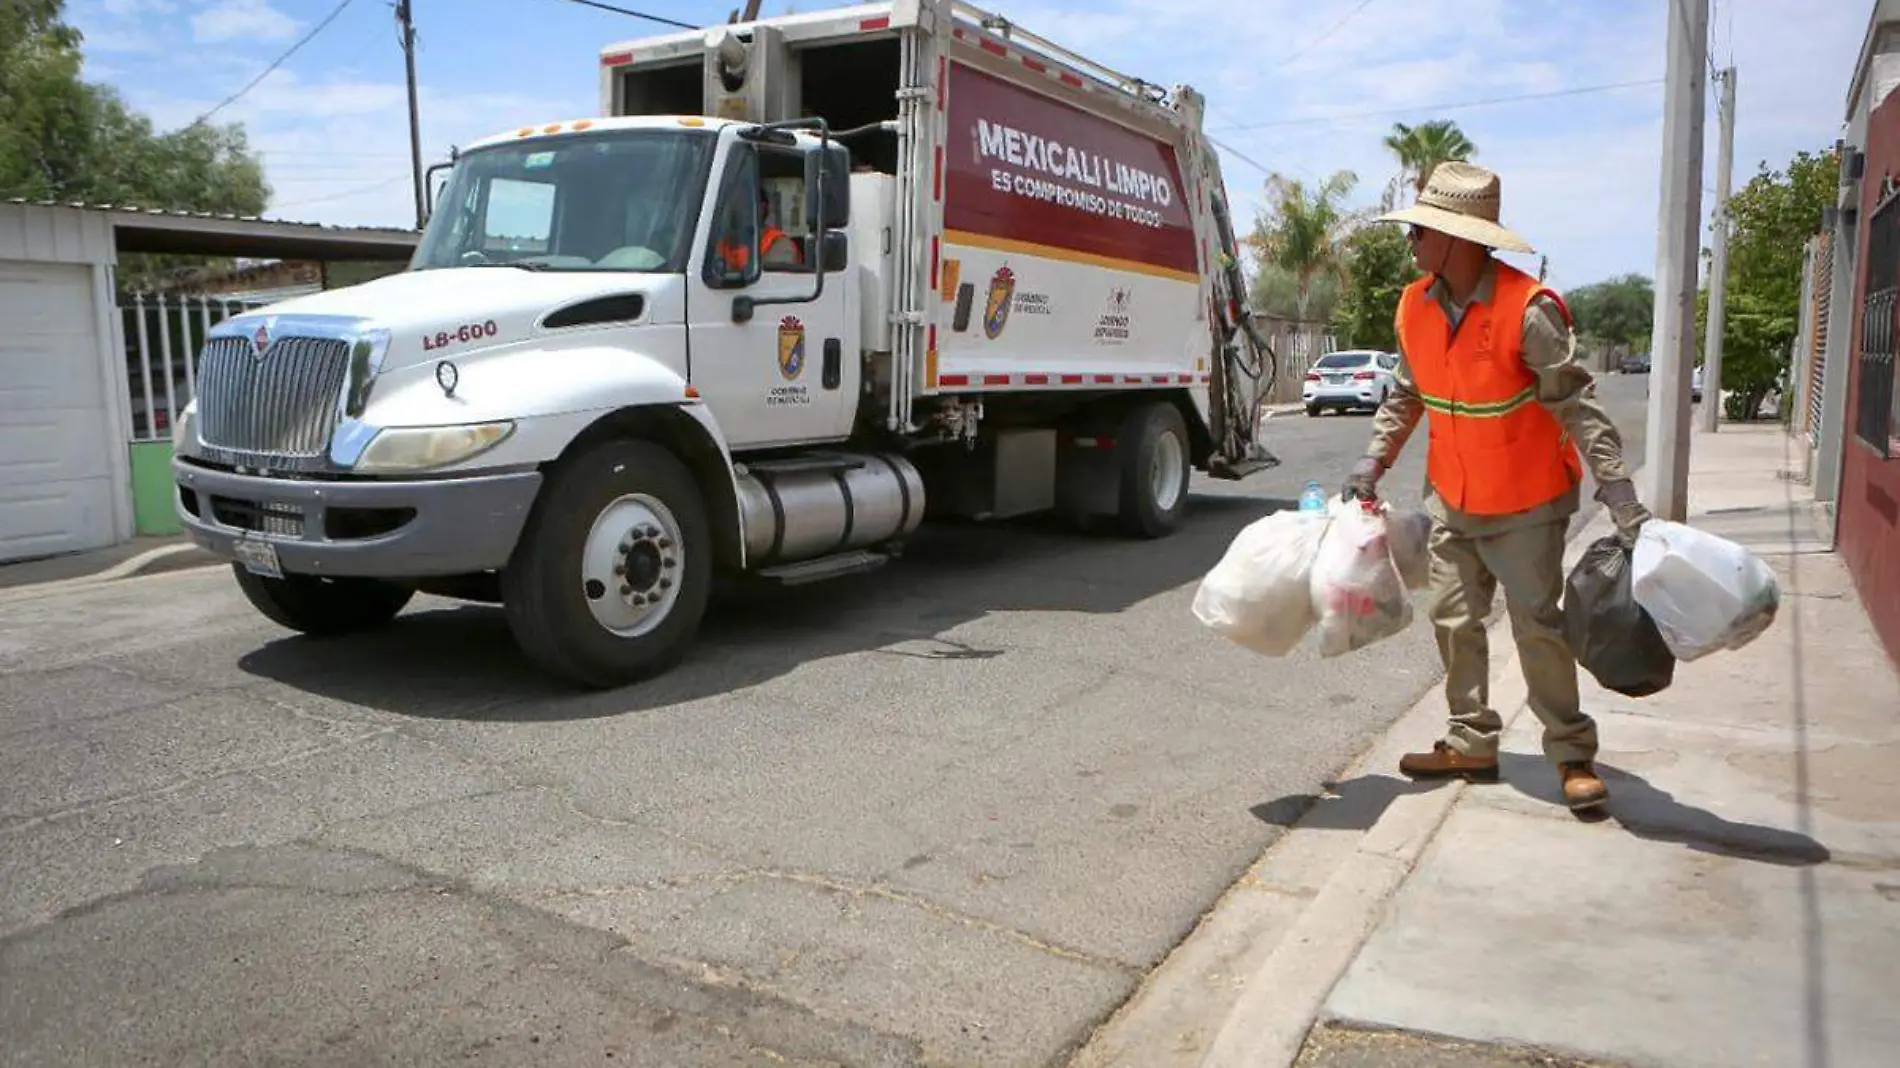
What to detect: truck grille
<box><xmin>196</xmin><ymin>335</ymin><xmax>352</xmax><ymax>470</ymax></box>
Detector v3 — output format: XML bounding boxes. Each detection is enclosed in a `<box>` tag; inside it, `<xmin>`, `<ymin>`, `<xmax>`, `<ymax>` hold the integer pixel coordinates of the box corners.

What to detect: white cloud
<box><xmin>191</xmin><ymin>0</ymin><xmax>298</xmax><ymax>44</ymax></box>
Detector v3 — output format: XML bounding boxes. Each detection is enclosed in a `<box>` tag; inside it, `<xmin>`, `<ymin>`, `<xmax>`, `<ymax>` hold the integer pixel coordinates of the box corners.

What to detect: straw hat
<box><xmin>1378</xmin><ymin>160</ymin><xmax>1534</xmax><ymax>254</ymax></box>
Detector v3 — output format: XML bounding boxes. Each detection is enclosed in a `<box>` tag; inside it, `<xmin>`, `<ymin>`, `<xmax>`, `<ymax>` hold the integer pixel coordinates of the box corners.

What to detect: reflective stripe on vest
<box><xmin>1397</xmin><ymin>261</ymin><xmax>1582</xmax><ymax>516</ymax></box>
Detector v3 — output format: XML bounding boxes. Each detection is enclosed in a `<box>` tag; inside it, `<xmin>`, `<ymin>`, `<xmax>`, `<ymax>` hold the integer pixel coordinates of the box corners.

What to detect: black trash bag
<box><xmin>1563</xmin><ymin>535</ymin><xmax>1676</xmax><ymax>698</ymax></box>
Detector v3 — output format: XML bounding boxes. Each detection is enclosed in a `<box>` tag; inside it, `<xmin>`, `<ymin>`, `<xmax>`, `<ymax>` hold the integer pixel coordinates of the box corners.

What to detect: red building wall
<box><xmin>1844</xmin><ymin>90</ymin><xmax>1900</xmax><ymax>669</ymax></box>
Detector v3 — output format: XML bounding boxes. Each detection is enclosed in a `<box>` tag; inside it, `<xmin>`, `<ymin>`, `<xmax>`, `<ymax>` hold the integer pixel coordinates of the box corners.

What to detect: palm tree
<box><xmin>1382</xmin><ymin>120</ymin><xmax>1478</xmax><ymax>201</ymax></box>
<box><xmin>1244</xmin><ymin>169</ymin><xmax>1363</xmax><ymax>324</ymax></box>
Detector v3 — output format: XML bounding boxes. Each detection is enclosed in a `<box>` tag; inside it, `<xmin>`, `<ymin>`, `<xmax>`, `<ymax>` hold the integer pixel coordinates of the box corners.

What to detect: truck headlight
<box><xmin>353</xmin><ymin>421</ymin><xmax>514</xmax><ymax>473</ymax></box>
<box><xmin>171</xmin><ymin>400</ymin><xmax>197</xmax><ymax>453</ymax></box>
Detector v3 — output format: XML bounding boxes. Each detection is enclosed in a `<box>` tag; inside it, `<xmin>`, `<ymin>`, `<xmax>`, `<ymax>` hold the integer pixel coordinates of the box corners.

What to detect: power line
<box><xmin>191</xmin><ymin>0</ymin><xmax>358</xmax><ymax>126</ymax></box>
<box><xmin>271</xmin><ymin>174</ymin><xmax>412</xmax><ymax>212</ymax></box>
<box><xmin>548</xmin><ymin>0</ymin><xmax>698</xmax><ymax>29</ymax></box>
<box><xmin>1211</xmin><ymin>77</ymin><xmax>1665</xmax><ymax>133</ymax></box>
<box><xmin>1278</xmin><ymin>0</ymin><xmax>1379</xmax><ymax>69</ymax></box>
<box><xmin>1205</xmin><ymin>135</ymin><xmax>1277</xmax><ymax>176</ymax></box>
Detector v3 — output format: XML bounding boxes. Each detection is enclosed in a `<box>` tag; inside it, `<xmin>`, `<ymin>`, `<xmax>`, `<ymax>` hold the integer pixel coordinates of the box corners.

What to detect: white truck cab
<box><xmin>171</xmin><ymin>0</ymin><xmax>1280</xmax><ymax>688</ymax></box>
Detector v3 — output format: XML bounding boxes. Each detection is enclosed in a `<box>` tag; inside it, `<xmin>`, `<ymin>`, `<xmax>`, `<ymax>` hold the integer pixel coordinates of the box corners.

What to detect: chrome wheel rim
<box><xmin>1150</xmin><ymin>429</ymin><xmax>1186</xmax><ymax>512</ymax></box>
<box><xmin>580</xmin><ymin>493</ymin><xmax>684</xmax><ymax>638</ymax></box>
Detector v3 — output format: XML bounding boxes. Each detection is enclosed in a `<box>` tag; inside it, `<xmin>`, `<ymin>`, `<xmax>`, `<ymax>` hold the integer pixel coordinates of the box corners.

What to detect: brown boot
<box><xmin>1399</xmin><ymin>741</ymin><xmax>1499</xmax><ymax>782</ymax></box>
<box><xmin>1560</xmin><ymin>762</ymin><xmax>1609</xmax><ymax>811</ymax></box>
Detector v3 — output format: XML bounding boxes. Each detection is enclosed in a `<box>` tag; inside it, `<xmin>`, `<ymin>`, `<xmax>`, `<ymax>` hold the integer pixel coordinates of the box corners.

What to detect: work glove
<box><xmin>1342</xmin><ymin>455</ymin><xmax>1384</xmax><ymax>503</ymax></box>
<box><xmin>1597</xmin><ymin>479</ymin><xmax>1652</xmax><ymax>544</ymax></box>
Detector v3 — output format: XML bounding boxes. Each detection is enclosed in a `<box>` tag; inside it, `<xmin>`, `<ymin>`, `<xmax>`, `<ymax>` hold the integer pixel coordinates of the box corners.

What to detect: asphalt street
<box><xmin>0</xmin><ymin>376</ymin><xmax>1648</xmax><ymax>1068</ymax></box>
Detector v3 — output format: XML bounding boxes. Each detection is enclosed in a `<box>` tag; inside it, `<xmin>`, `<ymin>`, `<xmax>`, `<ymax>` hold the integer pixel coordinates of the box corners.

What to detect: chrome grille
<box><xmin>196</xmin><ymin>335</ymin><xmax>351</xmax><ymax>470</ymax></box>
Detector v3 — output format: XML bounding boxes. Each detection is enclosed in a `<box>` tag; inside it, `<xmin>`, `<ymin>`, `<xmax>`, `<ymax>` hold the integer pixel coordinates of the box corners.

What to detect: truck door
<box><xmin>686</xmin><ymin>140</ymin><xmax>852</xmax><ymax>450</ymax></box>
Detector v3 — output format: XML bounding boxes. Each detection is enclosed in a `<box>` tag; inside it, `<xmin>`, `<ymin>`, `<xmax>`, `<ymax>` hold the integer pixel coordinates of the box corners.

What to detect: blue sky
<box><xmin>69</xmin><ymin>0</ymin><xmax>1869</xmax><ymax>291</ymax></box>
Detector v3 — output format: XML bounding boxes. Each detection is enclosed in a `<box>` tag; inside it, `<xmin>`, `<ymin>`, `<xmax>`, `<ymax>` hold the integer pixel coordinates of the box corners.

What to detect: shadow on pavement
<box><xmin>235</xmin><ymin>492</ymin><xmax>1292</xmax><ymax>722</ymax></box>
<box><xmin>1242</xmin><ymin>756</ymin><xmax>1831</xmax><ymax>870</ymax></box>
<box><xmin>1248</xmin><ymin>774</ymin><xmax>1443</xmax><ymax>831</ymax></box>
<box><xmin>1496</xmin><ymin>753</ymin><xmax>1832</xmax><ymax>867</ymax></box>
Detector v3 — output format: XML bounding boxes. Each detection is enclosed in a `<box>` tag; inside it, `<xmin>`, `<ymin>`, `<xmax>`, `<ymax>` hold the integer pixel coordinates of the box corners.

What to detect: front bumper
<box><xmin>173</xmin><ymin>458</ymin><xmax>542</xmax><ymax>579</ymax></box>
<box><xmin>1303</xmin><ymin>386</ymin><xmax>1381</xmax><ymax>408</ymax></box>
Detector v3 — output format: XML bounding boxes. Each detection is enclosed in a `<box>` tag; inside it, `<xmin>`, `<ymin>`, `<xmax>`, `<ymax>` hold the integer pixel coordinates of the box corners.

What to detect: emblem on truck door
<box><xmin>777</xmin><ymin>316</ymin><xmax>806</xmax><ymax>380</ymax></box>
<box><xmin>983</xmin><ymin>265</ymin><xmax>1016</xmax><ymax>340</ymax></box>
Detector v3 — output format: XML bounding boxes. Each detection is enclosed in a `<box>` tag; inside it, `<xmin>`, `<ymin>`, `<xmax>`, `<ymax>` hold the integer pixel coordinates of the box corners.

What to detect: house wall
<box><xmin>1843</xmin><ymin>87</ymin><xmax>1900</xmax><ymax>669</ymax></box>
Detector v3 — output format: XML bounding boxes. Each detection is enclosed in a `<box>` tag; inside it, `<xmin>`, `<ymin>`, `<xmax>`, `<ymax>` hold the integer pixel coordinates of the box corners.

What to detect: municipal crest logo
<box><xmin>983</xmin><ymin>265</ymin><xmax>1016</xmax><ymax>340</ymax></box>
<box><xmin>776</xmin><ymin>316</ymin><xmax>806</xmax><ymax>380</ymax></box>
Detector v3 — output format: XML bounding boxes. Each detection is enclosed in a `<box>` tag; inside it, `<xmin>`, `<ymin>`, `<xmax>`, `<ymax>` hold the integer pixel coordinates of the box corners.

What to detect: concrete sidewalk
<box><xmin>1075</xmin><ymin>423</ymin><xmax>1900</xmax><ymax>1068</ymax></box>
<box><xmin>1296</xmin><ymin>425</ymin><xmax>1900</xmax><ymax>1067</ymax></box>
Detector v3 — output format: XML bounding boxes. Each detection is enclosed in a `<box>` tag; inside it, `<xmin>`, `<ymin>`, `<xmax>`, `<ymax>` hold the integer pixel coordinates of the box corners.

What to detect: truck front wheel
<box><xmin>232</xmin><ymin>567</ymin><xmax>414</xmax><ymax>637</ymax></box>
<box><xmin>1117</xmin><ymin>400</ymin><xmax>1191</xmax><ymax>538</ymax></box>
<box><xmin>501</xmin><ymin>439</ymin><xmax>712</xmax><ymax>688</ymax></box>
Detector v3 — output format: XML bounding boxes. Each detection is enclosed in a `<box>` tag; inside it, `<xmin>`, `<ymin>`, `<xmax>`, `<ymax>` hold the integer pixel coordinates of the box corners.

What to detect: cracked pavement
<box><xmin>0</xmin><ymin>379</ymin><xmax>1650</xmax><ymax>1066</ymax></box>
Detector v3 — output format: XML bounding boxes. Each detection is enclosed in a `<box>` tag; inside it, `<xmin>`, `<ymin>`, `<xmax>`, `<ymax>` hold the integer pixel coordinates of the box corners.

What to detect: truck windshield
<box><xmin>412</xmin><ymin>129</ymin><xmax>714</xmax><ymax>273</ymax></box>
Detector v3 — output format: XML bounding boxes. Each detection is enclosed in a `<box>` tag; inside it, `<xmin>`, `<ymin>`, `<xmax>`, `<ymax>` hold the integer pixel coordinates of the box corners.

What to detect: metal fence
<box><xmin>1256</xmin><ymin>322</ymin><xmax>1338</xmax><ymax>406</ymax></box>
<box><xmin>122</xmin><ymin>293</ymin><xmax>268</xmax><ymax>443</ymax></box>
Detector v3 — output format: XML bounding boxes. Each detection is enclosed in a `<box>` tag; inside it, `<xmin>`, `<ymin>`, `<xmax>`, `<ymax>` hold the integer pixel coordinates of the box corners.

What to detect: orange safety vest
<box><xmin>1396</xmin><ymin>261</ymin><xmax>1583</xmax><ymax>517</ymax></box>
<box><xmin>718</xmin><ymin>226</ymin><xmax>793</xmax><ymax>272</ymax></box>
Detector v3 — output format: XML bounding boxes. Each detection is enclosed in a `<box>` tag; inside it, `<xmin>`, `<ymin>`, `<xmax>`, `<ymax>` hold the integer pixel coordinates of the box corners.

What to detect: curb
<box><xmin>1194</xmin><ymin>500</ymin><xmax>1623</xmax><ymax>1068</ymax></box>
<box><xmin>0</xmin><ymin>543</ymin><xmax>221</xmax><ymax>605</ymax></box>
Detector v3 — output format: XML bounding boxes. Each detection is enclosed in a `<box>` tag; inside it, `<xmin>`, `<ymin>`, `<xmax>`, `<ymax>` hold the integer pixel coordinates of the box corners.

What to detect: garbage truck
<box><xmin>169</xmin><ymin>0</ymin><xmax>1280</xmax><ymax>688</ymax></box>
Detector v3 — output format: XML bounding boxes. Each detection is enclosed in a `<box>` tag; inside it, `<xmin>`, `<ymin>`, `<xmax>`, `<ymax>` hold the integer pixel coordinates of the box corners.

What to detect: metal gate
<box><xmin>122</xmin><ymin>292</ymin><xmax>268</xmax><ymax>443</ymax></box>
<box><xmin>1858</xmin><ymin>191</ymin><xmax>1899</xmax><ymax>458</ymax></box>
<box><xmin>1809</xmin><ymin>235</ymin><xmax>1834</xmax><ymax>446</ymax></box>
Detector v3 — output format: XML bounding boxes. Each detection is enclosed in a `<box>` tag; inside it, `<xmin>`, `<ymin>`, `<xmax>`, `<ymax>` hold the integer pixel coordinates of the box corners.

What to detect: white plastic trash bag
<box><xmin>1310</xmin><ymin>498</ymin><xmax>1415</xmax><ymax>657</ymax></box>
<box><xmin>1629</xmin><ymin>518</ymin><xmax>1780</xmax><ymax>661</ymax></box>
<box><xmin>1192</xmin><ymin>510</ymin><xmax>1330</xmax><ymax>656</ymax></box>
<box><xmin>1385</xmin><ymin>508</ymin><xmax>1434</xmax><ymax>591</ymax></box>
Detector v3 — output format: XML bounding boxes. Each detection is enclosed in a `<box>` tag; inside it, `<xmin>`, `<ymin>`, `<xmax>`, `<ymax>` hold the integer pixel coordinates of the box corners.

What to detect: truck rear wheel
<box><xmin>501</xmin><ymin>439</ymin><xmax>712</xmax><ymax>688</ymax></box>
<box><xmin>232</xmin><ymin>567</ymin><xmax>414</xmax><ymax>637</ymax></box>
<box><xmin>1117</xmin><ymin>401</ymin><xmax>1191</xmax><ymax>538</ymax></box>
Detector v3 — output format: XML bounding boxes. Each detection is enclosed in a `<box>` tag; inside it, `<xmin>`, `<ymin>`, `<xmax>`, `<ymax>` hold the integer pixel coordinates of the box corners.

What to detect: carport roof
<box><xmin>4</xmin><ymin>199</ymin><xmax>420</xmax><ymax>260</ymax></box>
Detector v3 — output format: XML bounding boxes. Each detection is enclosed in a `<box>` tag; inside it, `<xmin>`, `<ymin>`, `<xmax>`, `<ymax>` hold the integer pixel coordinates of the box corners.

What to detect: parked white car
<box><xmin>1303</xmin><ymin>349</ymin><xmax>1399</xmax><ymax>415</ymax></box>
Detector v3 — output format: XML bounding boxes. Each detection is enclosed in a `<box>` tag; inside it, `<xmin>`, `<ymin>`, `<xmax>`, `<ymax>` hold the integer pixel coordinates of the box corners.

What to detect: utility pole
<box><xmin>1699</xmin><ymin>65</ymin><xmax>1737</xmax><ymax>434</ymax></box>
<box><xmin>397</xmin><ymin>0</ymin><xmax>425</xmax><ymax>230</ymax></box>
<box><xmin>1643</xmin><ymin>0</ymin><xmax>1709</xmax><ymax>522</ymax></box>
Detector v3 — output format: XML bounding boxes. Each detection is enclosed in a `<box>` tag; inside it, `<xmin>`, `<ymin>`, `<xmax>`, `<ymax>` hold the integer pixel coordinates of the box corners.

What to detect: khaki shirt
<box><xmin>1367</xmin><ymin>259</ymin><xmax>1633</xmax><ymax>536</ymax></box>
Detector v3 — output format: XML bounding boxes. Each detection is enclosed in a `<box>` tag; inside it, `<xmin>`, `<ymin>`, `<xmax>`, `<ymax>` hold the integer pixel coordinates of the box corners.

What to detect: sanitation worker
<box><xmin>1342</xmin><ymin>161</ymin><xmax>1650</xmax><ymax>812</ymax></box>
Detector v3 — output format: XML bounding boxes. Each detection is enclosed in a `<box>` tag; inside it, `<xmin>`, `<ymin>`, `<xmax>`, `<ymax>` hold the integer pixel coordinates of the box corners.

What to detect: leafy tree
<box><xmin>1251</xmin><ymin>262</ymin><xmax>1339</xmax><ymax>323</ymax></box>
<box><xmin>1330</xmin><ymin>223</ymin><xmax>1417</xmax><ymax>351</ymax></box>
<box><xmin>1245</xmin><ymin>170</ymin><xmax>1363</xmax><ymax>324</ymax></box>
<box><xmin>1</xmin><ymin>0</ymin><xmax>271</xmax><ymax>287</ymax></box>
<box><xmin>1567</xmin><ymin>273</ymin><xmax>1654</xmax><ymax>360</ymax></box>
<box><xmin>1382</xmin><ymin>120</ymin><xmax>1477</xmax><ymax>205</ymax></box>
<box><xmin>1700</xmin><ymin>147</ymin><xmax>1837</xmax><ymax>419</ymax></box>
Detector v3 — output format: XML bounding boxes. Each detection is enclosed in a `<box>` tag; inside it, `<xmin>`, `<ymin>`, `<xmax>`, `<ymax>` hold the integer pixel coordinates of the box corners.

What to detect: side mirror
<box><xmin>807</xmin><ymin>143</ymin><xmax>850</xmax><ymax>230</ymax></box>
<box><xmin>821</xmin><ymin>230</ymin><xmax>848</xmax><ymax>272</ymax></box>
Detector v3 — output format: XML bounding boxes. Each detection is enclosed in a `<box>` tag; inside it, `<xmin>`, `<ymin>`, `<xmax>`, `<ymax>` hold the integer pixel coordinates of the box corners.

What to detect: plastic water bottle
<box><xmin>1299</xmin><ymin>479</ymin><xmax>1326</xmax><ymax>513</ymax></box>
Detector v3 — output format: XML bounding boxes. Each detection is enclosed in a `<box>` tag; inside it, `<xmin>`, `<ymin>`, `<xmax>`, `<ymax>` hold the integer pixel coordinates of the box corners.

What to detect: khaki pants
<box><xmin>1427</xmin><ymin>517</ymin><xmax>1598</xmax><ymax>764</ymax></box>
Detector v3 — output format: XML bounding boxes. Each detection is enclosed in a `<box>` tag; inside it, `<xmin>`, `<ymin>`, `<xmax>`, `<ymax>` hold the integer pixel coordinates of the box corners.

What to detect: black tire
<box><xmin>501</xmin><ymin>439</ymin><xmax>712</xmax><ymax>689</ymax></box>
<box><xmin>1115</xmin><ymin>400</ymin><xmax>1191</xmax><ymax>538</ymax></box>
<box><xmin>1306</xmin><ymin>404</ymin><xmax>1320</xmax><ymax>417</ymax></box>
<box><xmin>232</xmin><ymin>566</ymin><xmax>414</xmax><ymax>637</ymax></box>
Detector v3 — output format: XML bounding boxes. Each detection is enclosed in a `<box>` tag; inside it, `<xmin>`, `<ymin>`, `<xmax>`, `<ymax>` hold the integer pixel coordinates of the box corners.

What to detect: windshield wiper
<box><xmin>465</xmin><ymin>260</ymin><xmax>551</xmax><ymax>271</ymax></box>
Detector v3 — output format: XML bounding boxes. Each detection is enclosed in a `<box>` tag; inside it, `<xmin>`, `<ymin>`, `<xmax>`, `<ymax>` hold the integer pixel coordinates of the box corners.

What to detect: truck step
<box><xmin>1207</xmin><ymin>447</ymin><xmax>1281</xmax><ymax>481</ymax></box>
<box><xmin>755</xmin><ymin>549</ymin><xmax>892</xmax><ymax>586</ymax></box>
<box><xmin>742</xmin><ymin>452</ymin><xmax>868</xmax><ymax>477</ymax></box>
